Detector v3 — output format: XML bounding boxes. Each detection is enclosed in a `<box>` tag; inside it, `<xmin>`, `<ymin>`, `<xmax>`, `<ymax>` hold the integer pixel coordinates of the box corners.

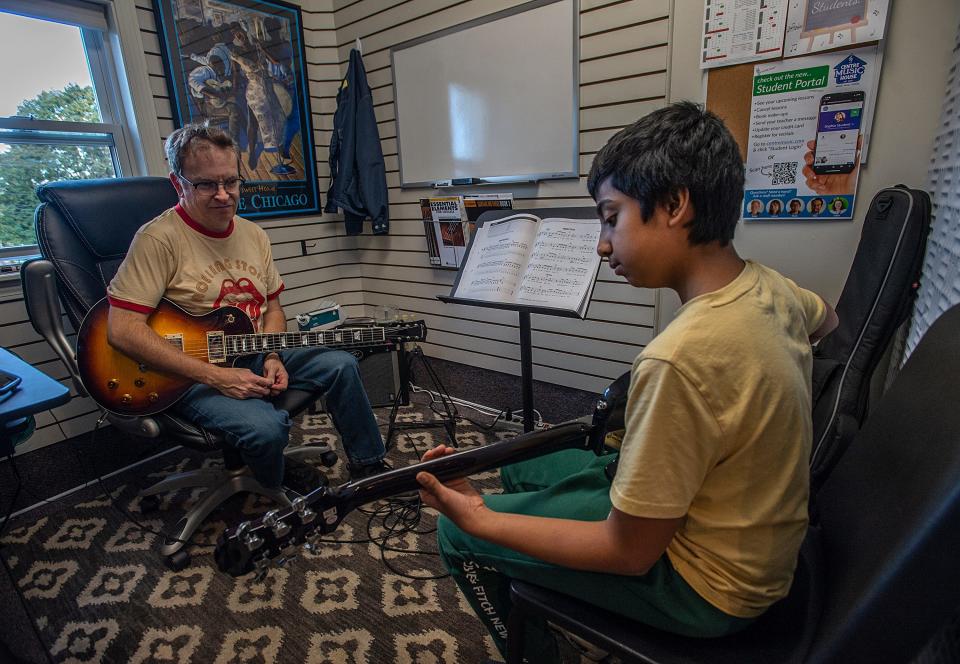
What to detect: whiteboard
<box><xmin>390</xmin><ymin>0</ymin><xmax>579</xmax><ymax>188</ymax></box>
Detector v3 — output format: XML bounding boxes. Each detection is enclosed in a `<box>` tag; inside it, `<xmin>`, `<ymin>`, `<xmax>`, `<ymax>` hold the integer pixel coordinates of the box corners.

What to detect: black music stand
<box><xmin>439</xmin><ymin>207</ymin><xmax>599</xmax><ymax>433</ymax></box>
<box><xmin>385</xmin><ymin>345</ymin><xmax>457</xmax><ymax>448</ymax></box>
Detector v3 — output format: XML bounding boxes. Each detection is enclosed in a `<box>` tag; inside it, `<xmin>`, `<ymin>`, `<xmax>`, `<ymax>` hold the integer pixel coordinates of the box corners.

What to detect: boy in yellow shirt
<box><xmin>416</xmin><ymin>102</ymin><xmax>838</xmax><ymax>662</ymax></box>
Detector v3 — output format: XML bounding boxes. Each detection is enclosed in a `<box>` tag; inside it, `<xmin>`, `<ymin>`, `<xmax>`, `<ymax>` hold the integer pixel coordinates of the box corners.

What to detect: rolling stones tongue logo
<box><xmin>214</xmin><ymin>278</ymin><xmax>265</xmax><ymax>329</ymax></box>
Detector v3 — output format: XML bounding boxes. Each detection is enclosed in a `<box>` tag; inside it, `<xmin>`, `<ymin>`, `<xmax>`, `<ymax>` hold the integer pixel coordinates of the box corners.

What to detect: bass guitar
<box><xmin>214</xmin><ymin>372</ymin><xmax>630</xmax><ymax>578</ymax></box>
<box><xmin>76</xmin><ymin>297</ymin><xmax>427</xmax><ymax>416</ymax></box>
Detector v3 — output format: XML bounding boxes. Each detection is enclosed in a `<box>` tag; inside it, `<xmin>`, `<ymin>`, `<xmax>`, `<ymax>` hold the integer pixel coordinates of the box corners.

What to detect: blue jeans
<box><xmin>173</xmin><ymin>348</ymin><xmax>385</xmax><ymax>488</ymax></box>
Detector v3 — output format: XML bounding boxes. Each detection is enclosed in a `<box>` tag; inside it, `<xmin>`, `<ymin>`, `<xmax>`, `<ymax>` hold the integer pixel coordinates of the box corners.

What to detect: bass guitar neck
<box><xmin>214</xmin><ymin>371</ymin><xmax>631</xmax><ymax>578</ymax></box>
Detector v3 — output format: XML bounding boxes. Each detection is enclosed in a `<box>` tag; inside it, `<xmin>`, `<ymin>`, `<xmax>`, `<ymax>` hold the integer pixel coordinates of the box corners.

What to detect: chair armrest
<box><xmin>20</xmin><ymin>258</ymin><xmax>86</xmax><ymax>396</ymax></box>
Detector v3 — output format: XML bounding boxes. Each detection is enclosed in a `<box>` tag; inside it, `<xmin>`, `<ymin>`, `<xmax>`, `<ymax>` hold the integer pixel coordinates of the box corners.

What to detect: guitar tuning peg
<box><xmin>275</xmin><ymin>552</ymin><xmax>298</xmax><ymax>568</ymax></box>
<box><xmin>292</xmin><ymin>497</ymin><xmax>316</xmax><ymax>524</ymax></box>
<box><xmin>252</xmin><ymin>556</ymin><xmax>271</xmax><ymax>583</ymax></box>
<box><xmin>263</xmin><ymin>509</ymin><xmax>291</xmax><ymax>539</ymax></box>
<box><xmin>302</xmin><ymin>530</ymin><xmax>321</xmax><ymax>555</ymax></box>
<box><xmin>244</xmin><ymin>531</ymin><xmax>265</xmax><ymax>552</ymax></box>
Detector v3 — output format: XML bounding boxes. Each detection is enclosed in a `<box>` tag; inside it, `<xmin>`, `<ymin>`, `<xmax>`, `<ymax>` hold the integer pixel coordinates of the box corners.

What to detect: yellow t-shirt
<box><xmin>609</xmin><ymin>260</ymin><xmax>826</xmax><ymax>618</ymax></box>
<box><xmin>107</xmin><ymin>205</ymin><xmax>283</xmax><ymax>332</ymax></box>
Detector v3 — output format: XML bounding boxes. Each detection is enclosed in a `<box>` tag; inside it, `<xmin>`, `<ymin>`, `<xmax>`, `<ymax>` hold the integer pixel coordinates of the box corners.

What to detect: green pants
<box><xmin>436</xmin><ymin>448</ymin><xmax>753</xmax><ymax>661</ymax></box>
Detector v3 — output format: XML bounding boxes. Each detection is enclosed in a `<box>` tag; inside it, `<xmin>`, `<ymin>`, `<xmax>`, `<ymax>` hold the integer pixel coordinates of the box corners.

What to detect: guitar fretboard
<box><xmin>212</xmin><ymin>326</ymin><xmax>387</xmax><ymax>359</ymax></box>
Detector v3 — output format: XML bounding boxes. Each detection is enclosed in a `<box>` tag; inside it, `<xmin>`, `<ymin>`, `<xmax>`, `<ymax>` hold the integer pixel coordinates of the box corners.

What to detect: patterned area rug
<box><xmin>0</xmin><ymin>394</ymin><xmax>518</xmax><ymax>663</ymax></box>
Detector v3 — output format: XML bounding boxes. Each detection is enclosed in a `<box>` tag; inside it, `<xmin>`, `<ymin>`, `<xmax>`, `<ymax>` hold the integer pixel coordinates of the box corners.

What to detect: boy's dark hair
<box><xmin>587</xmin><ymin>101</ymin><xmax>744</xmax><ymax>246</ymax></box>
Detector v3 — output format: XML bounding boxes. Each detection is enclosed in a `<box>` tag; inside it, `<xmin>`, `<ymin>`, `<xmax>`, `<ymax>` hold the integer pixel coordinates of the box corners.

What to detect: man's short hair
<box><xmin>587</xmin><ymin>101</ymin><xmax>745</xmax><ymax>246</ymax></box>
<box><xmin>165</xmin><ymin>123</ymin><xmax>239</xmax><ymax>176</ymax></box>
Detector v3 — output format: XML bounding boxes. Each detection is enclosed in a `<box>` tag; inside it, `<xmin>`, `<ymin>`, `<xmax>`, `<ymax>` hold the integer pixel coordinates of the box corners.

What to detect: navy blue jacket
<box><xmin>324</xmin><ymin>49</ymin><xmax>389</xmax><ymax>235</ymax></box>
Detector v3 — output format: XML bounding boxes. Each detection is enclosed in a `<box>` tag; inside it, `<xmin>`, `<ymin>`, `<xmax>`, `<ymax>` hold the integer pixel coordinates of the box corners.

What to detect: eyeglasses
<box><xmin>178</xmin><ymin>174</ymin><xmax>245</xmax><ymax>196</ymax></box>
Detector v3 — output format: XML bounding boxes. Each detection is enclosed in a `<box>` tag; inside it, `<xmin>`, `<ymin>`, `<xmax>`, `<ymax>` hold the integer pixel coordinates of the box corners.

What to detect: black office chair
<box><xmin>506</xmin><ymin>302</ymin><xmax>960</xmax><ymax>664</ymax></box>
<box><xmin>22</xmin><ymin>176</ymin><xmax>335</xmax><ymax>570</ymax></box>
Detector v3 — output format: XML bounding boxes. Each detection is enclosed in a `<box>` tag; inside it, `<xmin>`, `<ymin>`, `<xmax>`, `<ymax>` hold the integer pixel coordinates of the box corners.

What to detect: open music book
<box><xmin>451</xmin><ymin>213</ymin><xmax>601</xmax><ymax>317</ymax></box>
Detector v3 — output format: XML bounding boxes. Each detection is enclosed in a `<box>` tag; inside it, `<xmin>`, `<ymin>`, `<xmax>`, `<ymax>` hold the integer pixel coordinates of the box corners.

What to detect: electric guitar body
<box><xmin>76</xmin><ymin>297</ymin><xmax>426</xmax><ymax>417</ymax></box>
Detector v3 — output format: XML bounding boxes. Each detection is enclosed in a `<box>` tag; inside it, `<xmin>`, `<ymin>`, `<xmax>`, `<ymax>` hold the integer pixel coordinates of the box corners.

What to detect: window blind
<box><xmin>0</xmin><ymin>0</ymin><xmax>108</xmax><ymax>32</ymax></box>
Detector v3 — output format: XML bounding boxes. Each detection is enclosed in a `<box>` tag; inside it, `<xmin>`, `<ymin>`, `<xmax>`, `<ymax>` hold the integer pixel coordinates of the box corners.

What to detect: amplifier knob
<box><xmin>121</xmin><ymin>394</ymin><xmax>132</xmax><ymax>404</ymax></box>
<box><xmin>134</xmin><ymin>378</ymin><xmax>145</xmax><ymax>387</ymax></box>
<box><xmin>107</xmin><ymin>379</ymin><xmax>119</xmax><ymax>389</ymax></box>
<box><xmin>148</xmin><ymin>393</ymin><xmax>159</xmax><ymax>402</ymax></box>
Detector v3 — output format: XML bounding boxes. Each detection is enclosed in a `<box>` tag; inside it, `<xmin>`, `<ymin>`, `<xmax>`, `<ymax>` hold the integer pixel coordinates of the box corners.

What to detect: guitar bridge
<box><xmin>207</xmin><ymin>331</ymin><xmax>227</xmax><ymax>363</ymax></box>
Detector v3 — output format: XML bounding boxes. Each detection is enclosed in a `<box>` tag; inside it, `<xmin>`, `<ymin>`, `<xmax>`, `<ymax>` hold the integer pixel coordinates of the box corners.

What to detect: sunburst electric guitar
<box><xmin>76</xmin><ymin>297</ymin><xmax>427</xmax><ymax>416</ymax></box>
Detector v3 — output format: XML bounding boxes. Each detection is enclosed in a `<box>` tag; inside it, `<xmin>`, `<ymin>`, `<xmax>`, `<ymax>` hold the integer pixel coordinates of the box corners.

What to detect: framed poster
<box><xmin>153</xmin><ymin>0</ymin><xmax>321</xmax><ymax>219</ymax></box>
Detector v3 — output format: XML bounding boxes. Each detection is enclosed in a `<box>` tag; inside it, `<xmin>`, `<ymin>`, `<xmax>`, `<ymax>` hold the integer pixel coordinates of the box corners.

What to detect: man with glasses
<box><xmin>105</xmin><ymin>123</ymin><xmax>389</xmax><ymax>495</ymax></box>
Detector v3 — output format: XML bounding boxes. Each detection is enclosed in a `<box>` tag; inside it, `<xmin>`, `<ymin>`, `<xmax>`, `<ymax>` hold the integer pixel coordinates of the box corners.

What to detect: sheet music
<box><xmin>515</xmin><ymin>218</ymin><xmax>600</xmax><ymax>314</ymax></box>
<box><xmin>454</xmin><ymin>214</ymin><xmax>539</xmax><ymax>301</ymax></box>
<box><xmin>453</xmin><ymin>213</ymin><xmax>601</xmax><ymax>316</ymax></box>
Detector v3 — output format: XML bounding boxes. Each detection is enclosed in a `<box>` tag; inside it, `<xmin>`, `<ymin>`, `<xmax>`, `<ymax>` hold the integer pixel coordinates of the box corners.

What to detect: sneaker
<box><xmin>281</xmin><ymin>457</ymin><xmax>328</xmax><ymax>495</ymax></box>
<box><xmin>348</xmin><ymin>459</ymin><xmax>392</xmax><ymax>480</ymax></box>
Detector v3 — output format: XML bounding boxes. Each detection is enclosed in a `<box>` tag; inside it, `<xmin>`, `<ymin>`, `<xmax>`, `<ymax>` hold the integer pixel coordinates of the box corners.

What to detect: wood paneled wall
<box><xmin>1</xmin><ymin>0</ymin><xmax>670</xmax><ymax>456</ymax></box>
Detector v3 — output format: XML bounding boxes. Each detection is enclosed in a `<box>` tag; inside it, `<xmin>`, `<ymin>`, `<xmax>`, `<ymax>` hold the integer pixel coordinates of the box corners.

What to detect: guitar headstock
<box><xmin>383</xmin><ymin>319</ymin><xmax>428</xmax><ymax>344</ymax></box>
<box><xmin>214</xmin><ymin>486</ymin><xmax>349</xmax><ymax>577</ymax></box>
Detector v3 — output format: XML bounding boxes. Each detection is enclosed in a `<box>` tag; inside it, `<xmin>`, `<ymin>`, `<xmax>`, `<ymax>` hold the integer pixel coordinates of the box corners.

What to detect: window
<box><xmin>0</xmin><ymin>0</ymin><xmax>137</xmax><ymax>270</ymax></box>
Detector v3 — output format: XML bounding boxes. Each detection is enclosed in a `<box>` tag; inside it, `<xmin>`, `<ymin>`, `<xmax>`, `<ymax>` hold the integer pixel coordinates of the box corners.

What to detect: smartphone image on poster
<box><xmin>812</xmin><ymin>90</ymin><xmax>865</xmax><ymax>175</ymax></box>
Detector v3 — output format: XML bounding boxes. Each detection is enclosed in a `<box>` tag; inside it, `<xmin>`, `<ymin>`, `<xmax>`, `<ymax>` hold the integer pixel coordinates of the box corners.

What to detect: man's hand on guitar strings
<box><xmin>209</xmin><ymin>366</ymin><xmax>274</xmax><ymax>400</ymax></box>
<box><xmin>416</xmin><ymin>444</ymin><xmax>490</xmax><ymax>536</ymax></box>
<box><xmin>262</xmin><ymin>355</ymin><xmax>288</xmax><ymax>397</ymax></box>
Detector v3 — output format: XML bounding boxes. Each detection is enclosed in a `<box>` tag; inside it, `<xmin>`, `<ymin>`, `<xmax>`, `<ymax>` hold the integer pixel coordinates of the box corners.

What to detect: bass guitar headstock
<box><xmin>214</xmin><ymin>487</ymin><xmax>350</xmax><ymax>577</ymax></box>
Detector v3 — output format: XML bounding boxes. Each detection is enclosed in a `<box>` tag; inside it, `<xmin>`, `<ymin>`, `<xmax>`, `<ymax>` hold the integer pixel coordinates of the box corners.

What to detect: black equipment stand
<box><xmin>385</xmin><ymin>345</ymin><xmax>457</xmax><ymax>449</ymax></box>
<box><xmin>438</xmin><ymin>207</ymin><xmax>598</xmax><ymax>434</ymax></box>
<box><xmin>438</xmin><ymin>297</ymin><xmax>582</xmax><ymax>433</ymax></box>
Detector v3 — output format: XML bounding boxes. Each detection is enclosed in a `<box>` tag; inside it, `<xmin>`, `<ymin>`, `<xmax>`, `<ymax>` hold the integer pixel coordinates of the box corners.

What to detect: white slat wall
<box><xmin>332</xmin><ymin>0</ymin><xmax>671</xmax><ymax>394</ymax></box>
<box><xmin>1</xmin><ymin>0</ymin><xmax>355</xmax><ymax>455</ymax></box>
<box><xmin>0</xmin><ymin>0</ymin><xmax>672</xmax><ymax>455</ymax></box>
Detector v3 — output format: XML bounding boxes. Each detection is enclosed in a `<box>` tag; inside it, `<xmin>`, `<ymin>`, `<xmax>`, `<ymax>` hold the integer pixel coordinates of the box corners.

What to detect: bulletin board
<box><xmin>705</xmin><ymin>64</ymin><xmax>756</xmax><ymax>162</ymax></box>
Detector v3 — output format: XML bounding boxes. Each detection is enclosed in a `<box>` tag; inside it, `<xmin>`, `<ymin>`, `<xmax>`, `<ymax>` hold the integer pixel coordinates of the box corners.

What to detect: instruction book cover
<box><xmin>421</xmin><ymin>194</ymin><xmax>514</xmax><ymax>269</ymax></box>
<box><xmin>420</xmin><ymin>196</ymin><xmax>467</xmax><ymax>268</ymax></box>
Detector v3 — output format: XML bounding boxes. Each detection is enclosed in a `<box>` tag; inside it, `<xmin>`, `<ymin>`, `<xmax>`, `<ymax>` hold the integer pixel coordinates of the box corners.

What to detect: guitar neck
<box><xmin>221</xmin><ymin>326</ymin><xmax>387</xmax><ymax>357</ymax></box>
<box><xmin>341</xmin><ymin>419</ymin><xmax>595</xmax><ymax>509</ymax></box>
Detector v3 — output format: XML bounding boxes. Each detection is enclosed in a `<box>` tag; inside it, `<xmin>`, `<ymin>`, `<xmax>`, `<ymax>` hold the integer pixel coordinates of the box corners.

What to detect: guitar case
<box><xmin>809</xmin><ymin>185</ymin><xmax>931</xmax><ymax>497</ymax></box>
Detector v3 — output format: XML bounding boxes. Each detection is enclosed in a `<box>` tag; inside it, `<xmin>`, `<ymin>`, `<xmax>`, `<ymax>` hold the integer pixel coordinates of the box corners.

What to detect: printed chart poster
<box><xmin>783</xmin><ymin>0</ymin><xmax>889</xmax><ymax>57</ymax></box>
<box><xmin>743</xmin><ymin>46</ymin><xmax>879</xmax><ymax>221</ymax></box>
<box><xmin>701</xmin><ymin>0</ymin><xmax>789</xmax><ymax>69</ymax></box>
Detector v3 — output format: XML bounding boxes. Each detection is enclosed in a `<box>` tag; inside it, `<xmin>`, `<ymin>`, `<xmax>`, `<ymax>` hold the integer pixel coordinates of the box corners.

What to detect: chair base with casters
<box><xmin>20</xmin><ymin>180</ymin><xmax>340</xmax><ymax>570</ymax></box>
<box><xmin>132</xmin><ymin>389</ymin><xmax>334</xmax><ymax>570</ymax></box>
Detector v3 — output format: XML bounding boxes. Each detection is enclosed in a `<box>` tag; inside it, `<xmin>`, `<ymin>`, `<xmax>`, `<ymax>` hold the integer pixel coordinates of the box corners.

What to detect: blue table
<box><xmin>0</xmin><ymin>347</ymin><xmax>71</xmax><ymax>455</ymax></box>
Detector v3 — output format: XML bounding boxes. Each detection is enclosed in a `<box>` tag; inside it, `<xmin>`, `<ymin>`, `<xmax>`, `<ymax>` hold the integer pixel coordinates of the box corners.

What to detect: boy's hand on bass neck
<box><xmin>416</xmin><ymin>445</ymin><xmax>490</xmax><ymax>534</ymax></box>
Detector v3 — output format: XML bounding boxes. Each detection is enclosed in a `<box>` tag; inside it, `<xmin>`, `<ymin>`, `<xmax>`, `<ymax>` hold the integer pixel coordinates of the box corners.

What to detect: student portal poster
<box><xmin>742</xmin><ymin>46</ymin><xmax>880</xmax><ymax>222</ymax></box>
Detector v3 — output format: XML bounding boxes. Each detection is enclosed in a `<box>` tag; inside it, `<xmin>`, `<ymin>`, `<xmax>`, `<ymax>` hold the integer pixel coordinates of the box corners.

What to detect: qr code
<box><xmin>771</xmin><ymin>162</ymin><xmax>797</xmax><ymax>185</ymax></box>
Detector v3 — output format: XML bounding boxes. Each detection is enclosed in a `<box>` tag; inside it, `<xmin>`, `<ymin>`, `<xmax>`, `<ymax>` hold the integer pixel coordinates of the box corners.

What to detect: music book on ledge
<box><xmin>449</xmin><ymin>213</ymin><xmax>602</xmax><ymax>318</ymax></box>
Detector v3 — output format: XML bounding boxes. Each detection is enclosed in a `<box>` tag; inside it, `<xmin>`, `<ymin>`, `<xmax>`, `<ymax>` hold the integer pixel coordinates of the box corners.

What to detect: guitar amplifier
<box><xmin>358</xmin><ymin>349</ymin><xmax>404</xmax><ymax>407</ymax></box>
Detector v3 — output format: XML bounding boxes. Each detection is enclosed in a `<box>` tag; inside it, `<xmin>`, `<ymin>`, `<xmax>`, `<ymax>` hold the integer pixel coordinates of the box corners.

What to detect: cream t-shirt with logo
<box><xmin>107</xmin><ymin>205</ymin><xmax>283</xmax><ymax>331</ymax></box>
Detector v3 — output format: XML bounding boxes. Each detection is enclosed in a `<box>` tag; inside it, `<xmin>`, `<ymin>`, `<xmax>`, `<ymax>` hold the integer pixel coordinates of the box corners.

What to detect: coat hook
<box><xmin>355</xmin><ymin>37</ymin><xmax>362</xmax><ymax>54</ymax></box>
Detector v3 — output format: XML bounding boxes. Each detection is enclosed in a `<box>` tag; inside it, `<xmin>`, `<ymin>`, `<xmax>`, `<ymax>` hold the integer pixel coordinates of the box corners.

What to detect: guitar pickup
<box><xmin>164</xmin><ymin>333</ymin><xmax>184</xmax><ymax>353</ymax></box>
<box><xmin>207</xmin><ymin>331</ymin><xmax>227</xmax><ymax>363</ymax></box>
